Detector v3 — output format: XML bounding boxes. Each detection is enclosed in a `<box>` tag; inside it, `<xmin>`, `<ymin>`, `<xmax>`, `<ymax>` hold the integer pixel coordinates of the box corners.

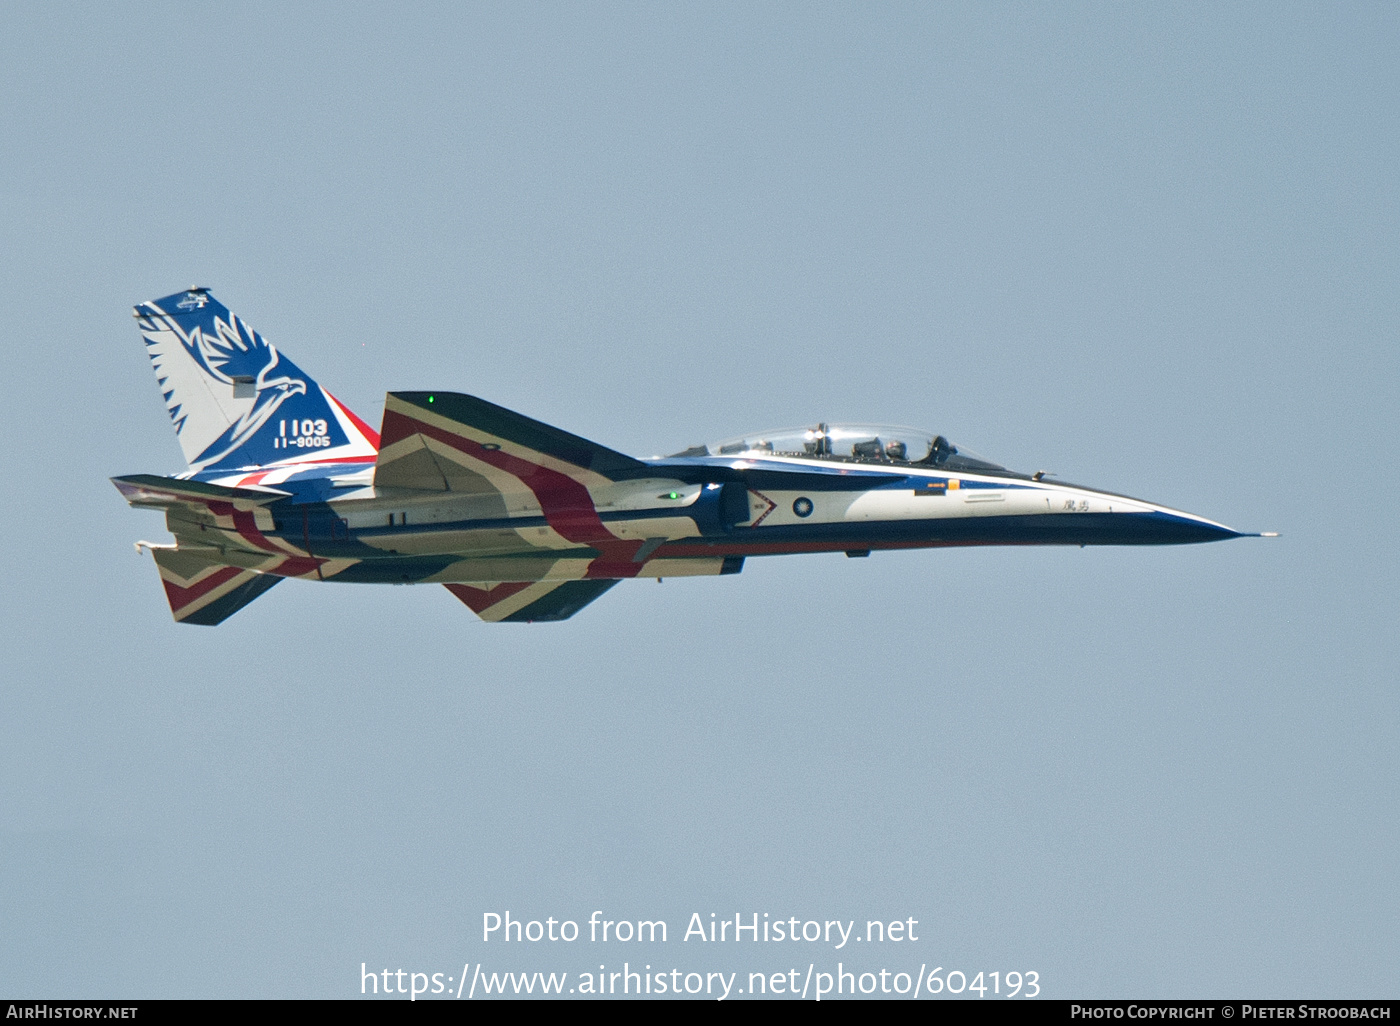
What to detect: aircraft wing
<box><xmin>443</xmin><ymin>579</ymin><xmax>619</xmax><ymax>622</ymax></box>
<box><xmin>374</xmin><ymin>391</ymin><xmax>649</xmax><ymax>492</ymax></box>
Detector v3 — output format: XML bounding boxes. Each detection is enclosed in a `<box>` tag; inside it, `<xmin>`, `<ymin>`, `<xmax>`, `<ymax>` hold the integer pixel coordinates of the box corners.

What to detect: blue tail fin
<box><xmin>135</xmin><ymin>288</ymin><xmax>379</xmax><ymax>473</ymax></box>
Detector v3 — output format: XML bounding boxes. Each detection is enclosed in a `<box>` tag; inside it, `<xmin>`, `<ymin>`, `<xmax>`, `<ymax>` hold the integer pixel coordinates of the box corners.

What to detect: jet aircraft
<box><xmin>114</xmin><ymin>288</ymin><xmax>1268</xmax><ymax>625</ymax></box>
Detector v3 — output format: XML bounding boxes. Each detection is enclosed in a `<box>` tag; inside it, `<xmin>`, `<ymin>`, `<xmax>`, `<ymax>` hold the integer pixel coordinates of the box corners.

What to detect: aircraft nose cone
<box><xmin>1133</xmin><ymin>509</ymin><xmax>1242</xmax><ymax>544</ymax></box>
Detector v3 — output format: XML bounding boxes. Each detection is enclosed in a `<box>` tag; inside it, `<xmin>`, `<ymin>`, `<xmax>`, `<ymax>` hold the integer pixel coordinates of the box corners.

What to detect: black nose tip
<box><xmin>1141</xmin><ymin>512</ymin><xmax>1241</xmax><ymax>544</ymax></box>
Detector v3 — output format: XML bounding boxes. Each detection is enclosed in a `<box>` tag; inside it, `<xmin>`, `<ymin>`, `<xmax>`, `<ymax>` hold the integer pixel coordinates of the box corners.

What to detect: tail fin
<box><xmin>151</xmin><ymin>547</ymin><xmax>282</xmax><ymax>625</ymax></box>
<box><xmin>135</xmin><ymin>288</ymin><xmax>379</xmax><ymax>474</ymax></box>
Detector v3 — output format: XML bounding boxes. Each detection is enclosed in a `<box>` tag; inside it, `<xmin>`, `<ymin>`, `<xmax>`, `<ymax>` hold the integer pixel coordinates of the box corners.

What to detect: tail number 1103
<box><xmin>276</xmin><ymin>418</ymin><xmax>331</xmax><ymax>449</ymax></box>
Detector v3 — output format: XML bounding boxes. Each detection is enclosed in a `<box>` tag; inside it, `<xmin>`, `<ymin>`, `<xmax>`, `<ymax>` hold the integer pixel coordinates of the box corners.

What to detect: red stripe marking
<box><xmin>207</xmin><ymin>501</ymin><xmax>283</xmax><ymax>554</ymax></box>
<box><xmin>268</xmin><ymin>556</ymin><xmax>324</xmax><ymax>578</ymax></box>
<box><xmin>584</xmin><ymin>559</ymin><xmax>651</xmax><ymax>578</ymax></box>
<box><xmin>326</xmin><ymin>389</ymin><xmax>381</xmax><ymax>449</ymax></box>
<box><xmin>383</xmin><ymin>409</ymin><xmax>647</xmax><ymax>578</ymax></box>
<box><xmin>161</xmin><ymin>565</ymin><xmax>246</xmax><ymax>613</ymax></box>
<box><xmin>263</xmin><ymin>454</ymin><xmax>377</xmax><ymax>467</ymax></box>
<box><xmin>444</xmin><ymin>581</ymin><xmax>534</xmax><ymax>614</ymax></box>
<box><xmin>749</xmin><ymin>490</ymin><xmax>777</xmax><ymax>526</ymax></box>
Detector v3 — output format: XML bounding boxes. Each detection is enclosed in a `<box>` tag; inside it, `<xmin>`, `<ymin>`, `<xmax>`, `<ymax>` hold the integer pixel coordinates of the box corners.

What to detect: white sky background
<box><xmin>0</xmin><ymin>2</ymin><xmax>1395</xmax><ymax>997</ymax></box>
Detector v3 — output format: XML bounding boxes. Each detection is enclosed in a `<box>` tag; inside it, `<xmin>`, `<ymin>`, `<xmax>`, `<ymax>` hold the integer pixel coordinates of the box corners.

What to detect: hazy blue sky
<box><xmin>1</xmin><ymin>2</ymin><xmax>1396</xmax><ymax>999</ymax></box>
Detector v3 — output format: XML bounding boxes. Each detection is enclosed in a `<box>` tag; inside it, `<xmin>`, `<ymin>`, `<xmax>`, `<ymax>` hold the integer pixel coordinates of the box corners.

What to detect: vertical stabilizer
<box><xmin>135</xmin><ymin>288</ymin><xmax>378</xmax><ymax>473</ymax></box>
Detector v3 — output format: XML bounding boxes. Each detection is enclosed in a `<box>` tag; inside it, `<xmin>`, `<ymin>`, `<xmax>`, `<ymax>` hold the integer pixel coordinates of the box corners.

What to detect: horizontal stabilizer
<box><xmin>112</xmin><ymin>473</ymin><xmax>289</xmax><ymax>509</ymax></box>
<box><xmin>376</xmin><ymin>391</ymin><xmax>648</xmax><ymax>492</ymax></box>
<box><xmin>152</xmin><ymin>547</ymin><xmax>282</xmax><ymax>625</ymax></box>
<box><xmin>444</xmin><ymin>579</ymin><xmax>619</xmax><ymax>622</ymax></box>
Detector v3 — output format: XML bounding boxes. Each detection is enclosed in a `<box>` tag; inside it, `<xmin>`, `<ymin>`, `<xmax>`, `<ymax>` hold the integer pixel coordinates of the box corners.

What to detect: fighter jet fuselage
<box><xmin>114</xmin><ymin>290</ymin><xmax>1263</xmax><ymax>624</ymax></box>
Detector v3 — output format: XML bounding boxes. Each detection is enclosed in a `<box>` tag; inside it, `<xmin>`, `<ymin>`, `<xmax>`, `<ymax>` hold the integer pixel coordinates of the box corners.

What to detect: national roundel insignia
<box><xmin>792</xmin><ymin>497</ymin><xmax>814</xmax><ymax>518</ymax></box>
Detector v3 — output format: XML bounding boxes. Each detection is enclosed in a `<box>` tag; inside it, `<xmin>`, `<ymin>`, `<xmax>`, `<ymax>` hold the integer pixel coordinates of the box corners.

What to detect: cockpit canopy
<box><xmin>670</xmin><ymin>423</ymin><xmax>1005</xmax><ymax>471</ymax></box>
